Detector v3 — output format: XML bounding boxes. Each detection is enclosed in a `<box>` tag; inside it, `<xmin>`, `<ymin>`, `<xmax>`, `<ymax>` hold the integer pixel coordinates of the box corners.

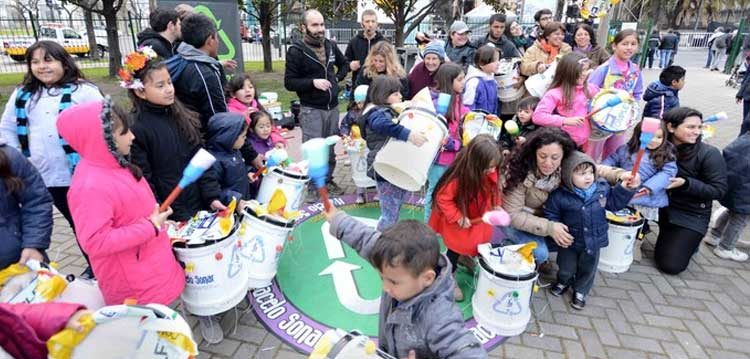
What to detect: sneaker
<box><xmin>327</xmin><ymin>182</ymin><xmax>345</xmax><ymax>196</ymax></box>
<box><xmin>198</xmin><ymin>315</ymin><xmax>224</xmax><ymax>344</ymax></box>
<box><xmin>571</xmin><ymin>292</ymin><xmax>586</xmax><ymax>310</ymax></box>
<box><xmin>453</xmin><ymin>286</ymin><xmax>464</xmax><ymax>302</ymax></box>
<box><xmin>549</xmin><ymin>283</ymin><xmax>569</xmax><ymax>297</ymax></box>
<box><xmin>704</xmin><ymin>234</ymin><xmax>721</xmax><ymax>246</ymax></box>
<box><xmin>713</xmin><ymin>247</ymin><xmax>749</xmax><ymax>262</ymax></box>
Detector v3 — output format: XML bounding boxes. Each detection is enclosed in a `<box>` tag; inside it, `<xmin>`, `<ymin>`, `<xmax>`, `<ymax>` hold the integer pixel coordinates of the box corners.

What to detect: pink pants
<box><xmin>585</xmin><ymin>132</ymin><xmax>627</xmax><ymax>163</ymax></box>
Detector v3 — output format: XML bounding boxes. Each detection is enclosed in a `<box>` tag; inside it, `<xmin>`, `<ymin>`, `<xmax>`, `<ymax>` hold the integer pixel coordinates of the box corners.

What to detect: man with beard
<box><xmin>445</xmin><ymin>20</ymin><xmax>476</xmax><ymax>70</ymax></box>
<box><xmin>345</xmin><ymin>9</ymin><xmax>385</xmax><ymax>85</ymax></box>
<box><xmin>137</xmin><ymin>7</ymin><xmax>182</xmax><ymax>59</ymax></box>
<box><xmin>528</xmin><ymin>9</ymin><xmax>553</xmax><ymax>42</ymax></box>
<box><xmin>285</xmin><ymin>9</ymin><xmax>348</xmax><ymax>197</ymax></box>
<box><xmin>473</xmin><ymin>13</ymin><xmax>520</xmax><ymax>59</ymax></box>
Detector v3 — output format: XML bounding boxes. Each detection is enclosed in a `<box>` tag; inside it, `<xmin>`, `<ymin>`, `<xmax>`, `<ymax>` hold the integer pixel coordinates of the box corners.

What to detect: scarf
<box><xmin>538</xmin><ymin>39</ymin><xmax>559</xmax><ymax>64</ymax></box>
<box><xmin>15</xmin><ymin>84</ymin><xmax>78</xmax><ymax>172</ymax></box>
<box><xmin>303</xmin><ymin>32</ymin><xmax>327</xmax><ymax>65</ymax></box>
<box><xmin>511</xmin><ymin>36</ymin><xmax>528</xmax><ymax>49</ymax></box>
<box><xmin>574</xmin><ymin>184</ymin><xmax>597</xmax><ymax>201</ymax></box>
<box><xmin>533</xmin><ymin>169</ymin><xmax>561</xmax><ymax>192</ymax></box>
<box><xmin>574</xmin><ymin>44</ymin><xmax>593</xmax><ymax>54</ymax></box>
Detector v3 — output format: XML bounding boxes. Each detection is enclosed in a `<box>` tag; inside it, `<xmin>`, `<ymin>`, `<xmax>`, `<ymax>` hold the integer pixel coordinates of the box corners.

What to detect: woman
<box><xmin>408</xmin><ymin>40</ymin><xmax>445</xmax><ymax>98</ymax></box>
<box><xmin>505</xmin><ymin>20</ymin><xmax>531</xmax><ymax>55</ymax></box>
<box><xmin>355</xmin><ymin>41</ymin><xmax>410</xmax><ymax>100</ymax></box>
<box><xmin>655</xmin><ymin>107</ymin><xmax>727</xmax><ymax>275</ymax></box>
<box><xmin>572</xmin><ymin>23</ymin><xmax>610</xmax><ymax>68</ymax></box>
<box><xmin>520</xmin><ymin>22</ymin><xmax>572</xmax><ymax>77</ymax></box>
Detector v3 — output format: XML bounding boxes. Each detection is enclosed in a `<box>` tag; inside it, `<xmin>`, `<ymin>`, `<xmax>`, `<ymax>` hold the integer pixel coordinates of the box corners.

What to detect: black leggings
<box><xmin>48</xmin><ymin>186</ymin><xmax>92</xmax><ymax>271</ymax></box>
<box><xmin>446</xmin><ymin>249</ymin><xmax>460</xmax><ymax>274</ymax></box>
<box><xmin>654</xmin><ymin>220</ymin><xmax>704</xmax><ymax>275</ymax></box>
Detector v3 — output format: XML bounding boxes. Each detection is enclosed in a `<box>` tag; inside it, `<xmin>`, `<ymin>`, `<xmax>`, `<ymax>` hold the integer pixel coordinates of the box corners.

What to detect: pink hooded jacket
<box><xmin>532</xmin><ymin>83</ymin><xmax>600</xmax><ymax>146</ymax></box>
<box><xmin>57</xmin><ymin>100</ymin><xmax>185</xmax><ymax>306</ymax></box>
<box><xmin>0</xmin><ymin>302</ymin><xmax>84</xmax><ymax>359</ymax></box>
<box><xmin>226</xmin><ymin>97</ymin><xmax>286</xmax><ymax>146</ymax></box>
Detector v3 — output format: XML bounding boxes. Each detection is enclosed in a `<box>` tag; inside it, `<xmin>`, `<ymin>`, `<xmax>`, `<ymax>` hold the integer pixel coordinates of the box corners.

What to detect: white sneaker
<box><xmin>704</xmin><ymin>234</ymin><xmax>721</xmax><ymax>246</ymax></box>
<box><xmin>198</xmin><ymin>315</ymin><xmax>224</xmax><ymax>344</ymax></box>
<box><xmin>713</xmin><ymin>247</ymin><xmax>749</xmax><ymax>262</ymax></box>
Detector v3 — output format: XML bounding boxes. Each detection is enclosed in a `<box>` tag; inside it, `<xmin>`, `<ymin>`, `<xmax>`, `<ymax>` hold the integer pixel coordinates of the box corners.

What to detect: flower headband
<box><xmin>118</xmin><ymin>46</ymin><xmax>159</xmax><ymax>90</ymax></box>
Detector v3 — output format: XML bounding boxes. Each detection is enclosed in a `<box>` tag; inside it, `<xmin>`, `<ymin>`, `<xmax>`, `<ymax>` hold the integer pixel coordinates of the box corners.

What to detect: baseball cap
<box><xmin>450</xmin><ymin>21</ymin><xmax>471</xmax><ymax>35</ymax></box>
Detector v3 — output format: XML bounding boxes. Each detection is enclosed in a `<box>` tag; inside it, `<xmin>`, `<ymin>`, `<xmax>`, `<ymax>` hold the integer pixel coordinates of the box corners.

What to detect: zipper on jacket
<box><xmin>299</xmin><ymin>44</ymin><xmax>334</xmax><ymax>110</ymax></box>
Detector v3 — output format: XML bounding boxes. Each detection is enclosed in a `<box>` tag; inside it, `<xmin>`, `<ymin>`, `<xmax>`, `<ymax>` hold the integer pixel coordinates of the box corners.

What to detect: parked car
<box><xmin>78</xmin><ymin>26</ymin><xmax>108</xmax><ymax>58</ymax></box>
<box><xmin>3</xmin><ymin>23</ymin><xmax>90</xmax><ymax>61</ymax></box>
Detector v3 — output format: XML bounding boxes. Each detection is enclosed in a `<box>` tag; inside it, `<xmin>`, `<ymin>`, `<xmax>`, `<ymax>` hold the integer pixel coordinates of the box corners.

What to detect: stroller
<box><xmin>725</xmin><ymin>62</ymin><xmax>746</xmax><ymax>88</ymax></box>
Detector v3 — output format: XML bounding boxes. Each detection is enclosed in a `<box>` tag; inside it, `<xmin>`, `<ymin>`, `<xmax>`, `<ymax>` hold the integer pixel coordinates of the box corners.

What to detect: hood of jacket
<box><xmin>137</xmin><ymin>29</ymin><xmax>170</xmax><ymax>46</ymax></box>
<box><xmin>465</xmin><ymin>64</ymin><xmax>495</xmax><ymax>82</ymax></box>
<box><xmin>206</xmin><ymin>112</ymin><xmax>246</xmax><ymax>153</ymax></box>
<box><xmin>177</xmin><ymin>41</ymin><xmax>220</xmax><ymax>66</ymax></box>
<box><xmin>643</xmin><ymin>81</ymin><xmax>677</xmax><ymax>101</ymax></box>
<box><xmin>561</xmin><ymin>151</ymin><xmax>597</xmax><ymax>191</ymax></box>
<box><xmin>57</xmin><ymin>98</ymin><xmax>127</xmax><ymax>170</ymax></box>
<box><xmin>392</xmin><ymin>254</ymin><xmax>454</xmax><ymax>310</ymax></box>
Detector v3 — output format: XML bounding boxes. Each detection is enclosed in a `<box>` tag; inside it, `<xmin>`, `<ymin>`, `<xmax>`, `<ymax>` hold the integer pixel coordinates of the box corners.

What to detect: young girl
<box><xmin>463</xmin><ymin>45</ymin><xmax>500</xmax><ymax>114</ymax></box>
<box><xmin>533</xmin><ymin>52</ymin><xmax>599</xmax><ymax>148</ymax></box>
<box><xmin>226</xmin><ymin>73</ymin><xmax>265</xmax><ymax>117</ymax></box>
<box><xmin>58</xmin><ymin>98</ymin><xmax>184</xmax><ymax>307</ymax></box>
<box><xmin>588</xmin><ymin>29</ymin><xmax>645</xmax><ymax>161</ymax></box>
<box><xmin>428</xmin><ymin>135</ymin><xmax>502</xmax><ymax>301</ymax></box>
<box><xmin>0</xmin><ymin>40</ymin><xmax>103</xmax><ymax>277</ymax></box>
<box><xmin>247</xmin><ymin>110</ymin><xmax>287</xmax><ymax>156</ymax></box>
<box><xmin>424</xmin><ymin>63</ymin><xmax>467</xmax><ymax>222</ymax></box>
<box><xmin>359</xmin><ymin>75</ymin><xmax>428</xmax><ymax>231</ymax></box>
<box><xmin>206</xmin><ymin>112</ymin><xmax>252</xmax><ymax>204</ymax></box>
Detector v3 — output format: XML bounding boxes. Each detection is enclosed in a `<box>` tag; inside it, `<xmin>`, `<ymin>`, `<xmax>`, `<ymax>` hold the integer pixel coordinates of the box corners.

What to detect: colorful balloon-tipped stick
<box><xmin>302</xmin><ymin>138</ymin><xmax>335</xmax><ymax>212</ymax></box>
<box><xmin>705</xmin><ymin>112</ymin><xmax>728</xmax><ymax>123</ymax></box>
<box><xmin>504</xmin><ymin>120</ymin><xmax>520</xmax><ymax>137</ymax></box>
<box><xmin>630</xmin><ymin>117</ymin><xmax>662</xmax><ymax>183</ymax></box>
<box><xmin>160</xmin><ymin>149</ymin><xmax>216</xmax><ymax>212</ymax></box>
<box><xmin>586</xmin><ymin>93</ymin><xmax>629</xmax><ymax>119</ymax></box>
<box><xmin>436</xmin><ymin>93</ymin><xmax>451</xmax><ymax>115</ymax></box>
<box><xmin>250</xmin><ymin>148</ymin><xmax>289</xmax><ymax>181</ymax></box>
<box><xmin>470</xmin><ymin>209</ymin><xmax>511</xmax><ymax>225</ymax></box>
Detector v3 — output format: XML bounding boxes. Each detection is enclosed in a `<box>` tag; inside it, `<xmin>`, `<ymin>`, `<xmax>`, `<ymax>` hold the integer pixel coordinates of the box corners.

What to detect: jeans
<box><xmin>502</xmin><ymin>226</ymin><xmax>555</xmax><ymax>263</ymax></box>
<box><xmin>556</xmin><ymin>247</ymin><xmax>600</xmax><ymax>296</ymax></box>
<box><xmin>659</xmin><ymin>50</ymin><xmax>674</xmax><ymax>68</ymax></box>
<box><xmin>710</xmin><ymin>209</ymin><xmax>750</xmax><ymax>251</ymax></box>
<box><xmin>423</xmin><ymin>164</ymin><xmax>448</xmax><ymax>222</ymax></box>
<box><xmin>299</xmin><ymin>106</ymin><xmax>340</xmax><ymax>184</ymax></box>
<box><xmin>705</xmin><ymin>47</ymin><xmax>713</xmax><ymax>67</ymax></box>
<box><xmin>646</xmin><ymin>48</ymin><xmax>656</xmax><ymax>68</ymax></box>
<box><xmin>376</xmin><ymin>180</ymin><xmax>411</xmax><ymax>231</ymax></box>
<box><xmin>710</xmin><ymin>49</ymin><xmax>725</xmax><ymax>70</ymax></box>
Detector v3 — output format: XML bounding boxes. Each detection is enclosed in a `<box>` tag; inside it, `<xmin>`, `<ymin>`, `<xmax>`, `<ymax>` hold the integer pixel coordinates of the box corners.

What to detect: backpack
<box><xmin>164</xmin><ymin>55</ymin><xmax>189</xmax><ymax>81</ymax></box>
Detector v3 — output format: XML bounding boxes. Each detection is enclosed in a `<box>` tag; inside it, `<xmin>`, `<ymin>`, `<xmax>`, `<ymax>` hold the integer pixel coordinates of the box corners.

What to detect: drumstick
<box><xmin>630</xmin><ymin>117</ymin><xmax>662</xmax><ymax>183</ymax></box>
<box><xmin>301</xmin><ymin>136</ymin><xmax>340</xmax><ymax>212</ymax></box>
<box><xmin>705</xmin><ymin>111</ymin><xmax>728</xmax><ymax>123</ymax></box>
<box><xmin>249</xmin><ymin>148</ymin><xmax>289</xmax><ymax>181</ymax></box>
<box><xmin>469</xmin><ymin>209</ymin><xmax>511</xmax><ymax>225</ymax></box>
<box><xmin>159</xmin><ymin>149</ymin><xmax>216</xmax><ymax>212</ymax></box>
<box><xmin>586</xmin><ymin>92</ymin><xmax>630</xmax><ymax>119</ymax></box>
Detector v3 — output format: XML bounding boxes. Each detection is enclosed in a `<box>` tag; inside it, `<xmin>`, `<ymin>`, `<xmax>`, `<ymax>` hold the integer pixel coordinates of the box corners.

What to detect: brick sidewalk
<box><xmin>47</xmin><ymin>50</ymin><xmax>750</xmax><ymax>358</ymax></box>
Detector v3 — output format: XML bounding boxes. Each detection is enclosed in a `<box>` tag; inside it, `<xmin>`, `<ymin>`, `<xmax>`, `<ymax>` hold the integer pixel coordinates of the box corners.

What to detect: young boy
<box><xmin>498</xmin><ymin>96</ymin><xmax>541</xmax><ymax>153</ymax></box>
<box><xmin>324</xmin><ymin>206</ymin><xmax>487</xmax><ymax>359</ymax></box>
<box><xmin>643</xmin><ymin>65</ymin><xmax>686</xmax><ymax>118</ymax></box>
<box><xmin>205</xmin><ymin>112</ymin><xmax>251</xmax><ymax>203</ymax></box>
<box><xmin>544</xmin><ymin>151</ymin><xmax>637</xmax><ymax>310</ymax></box>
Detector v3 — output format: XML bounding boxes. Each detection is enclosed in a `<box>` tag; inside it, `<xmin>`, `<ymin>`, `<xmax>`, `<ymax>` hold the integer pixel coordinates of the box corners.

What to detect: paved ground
<box><xmin>47</xmin><ymin>48</ymin><xmax>750</xmax><ymax>358</ymax></box>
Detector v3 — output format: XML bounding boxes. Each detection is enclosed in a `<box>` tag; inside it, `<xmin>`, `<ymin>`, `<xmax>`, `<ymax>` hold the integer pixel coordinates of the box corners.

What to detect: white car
<box><xmin>4</xmin><ymin>24</ymin><xmax>90</xmax><ymax>61</ymax></box>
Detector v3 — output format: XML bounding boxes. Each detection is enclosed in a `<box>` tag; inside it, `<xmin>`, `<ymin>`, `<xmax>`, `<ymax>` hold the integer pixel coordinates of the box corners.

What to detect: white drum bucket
<box><xmin>56</xmin><ymin>277</ymin><xmax>106</xmax><ymax>311</ymax></box>
<box><xmin>310</xmin><ymin>329</ymin><xmax>386</xmax><ymax>358</ymax></box>
<box><xmin>373</xmin><ymin>107</ymin><xmax>447</xmax><ymax>191</ymax></box>
<box><xmin>598</xmin><ymin>208</ymin><xmax>644</xmax><ymax>273</ymax></box>
<box><xmin>239</xmin><ymin>209</ymin><xmax>295</xmax><ymax>289</ymax></box>
<box><xmin>172</xmin><ymin>214</ymin><xmax>248</xmax><ymax>316</ymax></box>
<box><xmin>496</xmin><ymin>58</ymin><xmax>524</xmax><ymax>102</ymax></box>
<box><xmin>257</xmin><ymin>167</ymin><xmax>310</xmax><ymax>211</ymax></box>
<box><xmin>346</xmin><ymin>139</ymin><xmax>376</xmax><ymax>188</ymax></box>
<box><xmin>589</xmin><ymin>89</ymin><xmax>639</xmax><ymax>141</ymax></box>
<box><xmin>525</xmin><ymin>61</ymin><xmax>557</xmax><ymax>98</ymax></box>
<box><xmin>472</xmin><ymin>244</ymin><xmax>538</xmax><ymax>337</ymax></box>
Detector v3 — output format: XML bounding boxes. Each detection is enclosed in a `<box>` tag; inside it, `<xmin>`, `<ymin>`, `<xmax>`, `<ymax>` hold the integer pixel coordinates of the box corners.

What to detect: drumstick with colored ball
<box><xmin>302</xmin><ymin>136</ymin><xmax>341</xmax><ymax>212</ymax></box>
<box><xmin>585</xmin><ymin>92</ymin><xmax>630</xmax><ymax>119</ymax></box>
<box><xmin>629</xmin><ymin>117</ymin><xmax>662</xmax><ymax>184</ymax></box>
<box><xmin>504</xmin><ymin>120</ymin><xmax>520</xmax><ymax>138</ymax></box>
<box><xmin>249</xmin><ymin>148</ymin><xmax>289</xmax><ymax>182</ymax></box>
<box><xmin>159</xmin><ymin>148</ymin><xmax>216</xmax><ymax>212</ymax></box>
<box><xmin>470</xmin><ymin>209</ymin><xmax>511</xmax><ymax>225</ymax></box>
<box><xmin>705</xmin><ymin>112</ymin><xmax>728</xmax><ymax>123</ymax></box>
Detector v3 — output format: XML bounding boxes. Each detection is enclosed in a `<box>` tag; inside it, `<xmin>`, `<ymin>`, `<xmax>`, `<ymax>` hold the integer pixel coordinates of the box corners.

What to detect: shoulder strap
<box><xmin>165</xmin><ymin>55</ymin><xmax>188</xmax><ymax>82</ymax></box>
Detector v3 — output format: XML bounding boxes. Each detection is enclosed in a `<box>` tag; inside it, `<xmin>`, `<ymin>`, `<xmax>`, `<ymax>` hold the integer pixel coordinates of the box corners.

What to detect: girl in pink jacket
<box><xmin>226</xmin><ymin>73</ymin><xmax>285</xmax><ymax>147</ymax></box>
<box><xmin>533</xmin><ymin>52</ymin><xmax>599</xmax><ymax>147</ymax></box>
<box><xmin>57</xmin><ymin>98</ymin><xmax>184</xmax><ymax>306</ymax></box>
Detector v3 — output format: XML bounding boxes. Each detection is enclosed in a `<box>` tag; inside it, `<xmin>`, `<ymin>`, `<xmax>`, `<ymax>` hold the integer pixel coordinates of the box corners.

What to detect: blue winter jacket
<box><xmin>602</xmin><ymin>145</ymin><xmax>677</xmax><ymax>208</ymax></box>
<box><xmin>0</xmin><ymin>140</ymin><xmax>53</xmax><ymax>269</ymax></box>
<box><xmin>359</xmin><ymin>105</ymin><xmax>410</xmax><ymax>179</ymax></box>
<box><xmin>720</xmin><ymin>133</ymin><xmax>750</xmax><ymax>214</ymax></box>
<box><xmin>205</xmin><ymin>112</ymin><xmax>250</xmax><ymax>203</ymax></box>
<box><xmin>642</xmin><ymin>80</ymin><xmax>680</xmax><ymax>118</ymax></box>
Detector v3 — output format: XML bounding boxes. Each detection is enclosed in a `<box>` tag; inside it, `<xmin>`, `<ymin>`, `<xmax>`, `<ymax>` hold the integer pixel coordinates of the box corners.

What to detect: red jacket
<box><xmin>0</xmin><ymin>302</ymin><xmax>84</xmax><ymax>359</ymax></box>
<box><xmin>428</xmin><ymin>170</ymin><xmax>501</xmax><ymax>256</ymax></box>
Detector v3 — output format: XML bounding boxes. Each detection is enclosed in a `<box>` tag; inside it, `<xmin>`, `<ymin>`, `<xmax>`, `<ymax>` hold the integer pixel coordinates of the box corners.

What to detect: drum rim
<box><xmin>478</xmin><ymin>256</ymin><xmax>538</xmax><ymax>281</ymax></box>
<box><xmin>172</xmin><ymin>213</ymin><xmax>242</xmax><ymax>249</ymax></box>
<box><xmin>269</xmin><ymin>166</ymin><xmax>310</xmax><ymax>180</ymax></box>
<box><xmin>401</xmin><ymin>106</ymin><xmax>448</xmax><ymax>129</ymax></box>
<box><xmin>241</xmin><ymin>208</ymin><xmax>296</xmax><ymax>228</ymax></box>
<box><xmin>606</xmin><ymin>207</ymin><xmax>645</xmax><ymax>227</ymax></box>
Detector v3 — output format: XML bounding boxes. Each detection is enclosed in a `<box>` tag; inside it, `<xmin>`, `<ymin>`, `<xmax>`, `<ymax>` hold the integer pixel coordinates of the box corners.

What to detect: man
<box><xmin>136</xmin><ymin>7</ymin><xmax>181</xmax><ymax>59</ymax></box>
<box><xmin>529</xmin><ymin>9</ymin><xmax>554</xmax><ymax>42</ymax></box>
<box><xmin>473</xmin><ymin>13</ymin><xmax>520</xmax><ymax>59</ymax></box>
<box><xmin>284</xmin><ymin>9</ymin><xmax>348</xmax><ymax>196</ymax></box>
<box><xmin>709</xmin><ymin>28</ymin><xmax>730</xmax><ymax>71</ymax></box>
<box><xmin>445</xmin><ymin>20</ymin><xmax>476</xmax><ymax>69</ymax></box>
<box><xmin>659</xmin><ymin>29</ymin><xmax>679</xmax><ymax>69</ymax></box>
<box><xmin>345</xmin><ymin>9</ymin><xmax>385</xmax><ymax>84</ymax></box>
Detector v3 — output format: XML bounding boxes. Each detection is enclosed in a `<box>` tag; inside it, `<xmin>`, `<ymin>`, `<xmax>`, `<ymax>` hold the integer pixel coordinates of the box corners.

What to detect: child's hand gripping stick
<box><xmin>160</xmin><ymin>148</ymin><xmax>216</xmax><ymax>212</ymax></box>
<box><xmin>302</xmin><ymin>136</ymin><xmax>341</xmax><ymax>212</ymax></box>
<box><xmin>630</xmin><ymin>117</ymin><xmax>662</xmax><ymax>185</ymax></box>
<box><xmin>250</xmin><ymin>148</ymin><xmax>289</xmax><ymax>182</ymax></box>
<box><xmin>585</xmin><ymin>92</ymin><xmax>629</xmax><ymax>119</ymax></box>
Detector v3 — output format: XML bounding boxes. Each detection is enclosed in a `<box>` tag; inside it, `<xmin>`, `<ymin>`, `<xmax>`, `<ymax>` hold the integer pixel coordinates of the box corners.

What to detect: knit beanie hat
<box><xmin>422</xmin><ymin>40</ymin><xmax>447</xmax><ymax>62</ymax></box>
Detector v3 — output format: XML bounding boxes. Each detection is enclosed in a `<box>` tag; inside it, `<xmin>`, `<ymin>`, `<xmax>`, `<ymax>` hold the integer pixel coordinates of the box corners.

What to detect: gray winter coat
<box><xmin>330</xmin><ymin>213</ymin><xmax>487</xmax><ymax>359</ymax></box>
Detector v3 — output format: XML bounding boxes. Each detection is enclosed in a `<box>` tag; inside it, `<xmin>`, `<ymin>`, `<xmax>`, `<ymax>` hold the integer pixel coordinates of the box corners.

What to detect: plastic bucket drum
<box><xmin>238</xmin><ymin>209</ymin><xmax>295</xmax><ymax>289</ymax></box>
<box><xmin>347</xmin><ymin>139</ymin><xmax>376</xmax><ymax>188</ymax></box>
<box><xmin>598</xmin><ymin>208</ymin><xmax>644</xmax><ymax>273</ymax></box>
<box><xmin>589</xmin><ymin>89</ymin><xmax>640</xmax><ymax>141</ymax></box>
<box><xmin>0</xmin><ymin>260</ymin><xmax>104</xmax><ymax>309</ymax></box>
<box><xmin>373</xmin><ymin>107</ymin><xmax>448</xmax><ymax>191</ymax></box>
<box><xmin>257</xmin><ymin>167</ymin><xmax>310</xmax><ymax>211</ymax></box>
<box><xmin>525</xmin><ymin>61</ymin><xmax>557</xmax><ymax>98</ymax></box>
<box><xmin>172</xmin><ymin>214</ymin><xmax>248</xmax><ymax>316</ymax></box>
<box><xmin>310</xmin><ymin>329</ymin><xmax>385</xmax><ymax>358</ymax></box>
<box><xmin>496</xmin><ymin>58</ymin><xmax>524</xmax><ymax>102</ymax></box>
<box><xmin>55</xmin><ymin>277</ymin><xmax>106</xmax><ymax>311</ymax></box>
<box><xmin>472</xmin><ymin>256</ymin><xmax>538</xmax><ymax>337</ymax></box>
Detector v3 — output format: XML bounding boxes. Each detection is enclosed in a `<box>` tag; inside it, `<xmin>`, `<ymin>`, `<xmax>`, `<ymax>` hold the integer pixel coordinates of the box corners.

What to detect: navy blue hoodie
<box><xmin>206</xmin><ymin>112</ymin><xmax>250</xmax><ymax>203</ymax></box>
<box><xmin>643</xmin><ymin>80</ymin><xmax>680</xmax><ymax>118</ymax></box>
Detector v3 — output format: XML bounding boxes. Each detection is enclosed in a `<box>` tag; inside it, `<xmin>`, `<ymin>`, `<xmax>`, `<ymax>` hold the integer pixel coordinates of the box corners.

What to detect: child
<box><xmin>587</xmin><ymin>29</ymin><xmax>645</xmax><ymax>161</ymax></box>
<box><xmin>359</xmin><ymin>75</ymin><xmax>428</xmax><ymax>231</ymax></box>
<box><xmin>341</xmin><ymin>85</ymin><xmax>371</xmax><ymax>204</ymax></box>
<box><xmin>428</xmin><ymin>135</ymin><xmax>502</xmax><ymax>301</ymax></box>
<box><xmin>643</xmin><ymin>65</ymin><xmax>686</xmax><ymax>118</ymax></box>
<box><xmin>463</xmin><ymin>45</ymin><xmax>500</xmax><ymax>114</ymax></box>
<box><xmin>0</xmin><ymin>302</ymin><xmax>90</xmax><ymax>359</ymax></box>
<box><xmin>0</xmin><ymin>40</ymin><xmax>103</xmax><ymax>278</ymax></box>
<box><xmin>58</xmin><ymin>98</ymin><xmax>185</xmax><ymax>308</ymax></box>
<box><xmin>0</xmin><ymin>139</ymin><xmax>53</xmax><ymax>270</ymax></box>
<box><xmin>545</xmin><ymin>151</ymin><xmax>637</xmax><ymax>309</ymax></box>
<box><xmin>323</xmin><ymin>207</ymin><xmax>487</xmax><ymax>358</ymax></box>
<box><xmin>247</xmin><ymin>110</ymin><xmax>287</xmax><ymax>156</ymax></box>
<box><xmin>424</xmin><ymin>63</ymin><xmax>468</xmax><ymax>222</ymax></box>
<box><xmin>498</xmin><ymin>96</ymin><xmax>540</xmax><ymax>152</ymax></box>
<box><xmin>206</xmin><ymin>112</ymin><xmax>252</xmax><ymax>204</ymax></box>
<box><xmin>226</xmin><ymin>73</ymin><xmax>265</xmax><ymax>117</ymax></box>
<box><xmin>533</xmin><ymin>52</ymin><xmax>599</xmax><ymax>148</ymax></box>
<box><xmin>705</xmin><ymin>131</ymin><xmax>750</xmax><ymax>262</ymax></box>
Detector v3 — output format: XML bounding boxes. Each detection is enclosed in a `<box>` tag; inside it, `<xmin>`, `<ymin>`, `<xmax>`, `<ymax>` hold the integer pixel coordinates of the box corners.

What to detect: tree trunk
<box><xmin>394</xmin><ymin>18</ymin><xmax>405</xmax><ymax>47</ymax></box>
<box><xmin>649</xmin><ymin>0</ymin><xmax>661</xmax><ymax>27</ymax></box>
<box><xmin>103</xmin><ymin>2</ymin><xmax>121</xmax><ymax>77</ymax></box>
<box><xmin>84</xmin><ymin>10</ymin><xmax>99</xmax><ymax>60</ymax></box>
<box><xmin>258</xmin><ymin>1</ymin><xmax>274</xmax><ymax>72</ymax></box>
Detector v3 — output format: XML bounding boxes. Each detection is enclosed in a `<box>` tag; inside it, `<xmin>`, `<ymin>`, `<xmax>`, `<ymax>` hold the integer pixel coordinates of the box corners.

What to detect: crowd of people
<box><xmin>1</xmin><ymin>4</ymin><xmax>749</xmax><ymax>359</ymax></box>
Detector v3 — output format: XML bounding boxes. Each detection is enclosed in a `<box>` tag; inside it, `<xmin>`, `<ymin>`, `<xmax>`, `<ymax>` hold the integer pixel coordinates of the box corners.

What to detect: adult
<box><xmin>136</xmin><ymin>7</ymin><xmax>181</xmax><ymax>59</ymax></box>
<box><xmin>407</xmin><ymin>40</ymin><xmax>445</xmax><ymax>98</ymax></box>
<box><xmin>284</xmin><ymin>9</ymin><xmax>348</xmax><ymax>195</ymax></box>
<box><xmin>345</xmin><ymin>9</ymin><xmax>385</xmax><ymax>86</ymax></box>
<box><xmin>520</xmin><ymin>22</ymin><xmax>572</xmax><ymax>77</ymax></box>
<box><xmin>646</xmin><ymin>31</ymin><xmax>660</xmax><ymax>69</ymax></box>
<box><xmin>473</xmin><ymin>14</ymin><xmax>521</xmax><ymax>59</ymax></box>
<box><xmin>654</xmin><ymin>107</ymin><xmax>727</xmax><ymax>275</ymax></box>
<box><xmin>505</xmin><ymin>20</ymin><xmax>531</xmax><ymax>55</ymax></box>
<box><xmin>571</xmin><ymin>23</ymin><xmax>609</xmax><ymax>68</ymax></box>
<box><xmin>528</xmin><ymin>9</ymin><xmax>554</xmax><ymax>42</ymax></box>
<box><xmin>705</xmin><ymin>27</ymin><xmax>724</xmax><ymax>69</ymax></box>
<box><xmin>659</xmin><ymin>29</ymin><xmax>679</xmax><ymax>69</ymax></box>
<box><xmin>445</xmin><ymin>21</ymin><xmax>476</xmax><ymax>69</ymax></box>
<box><xmin>736</xmin><ymin>47</ymin><xmax>750</xmax><ymax>134</ymax></box>
<box><xmin>355</xmin><ymin>41</ymin><xmax>409</xmax><ymax>99</ymax></box>
<box><xmin>709</xmin><ymin>28</ymin><xmax>730</xmax><ymax>71</ymax></box>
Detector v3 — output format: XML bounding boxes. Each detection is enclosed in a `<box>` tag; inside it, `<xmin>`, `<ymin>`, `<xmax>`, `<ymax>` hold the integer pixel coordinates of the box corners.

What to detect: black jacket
<box><xmin>136</xmin><ymin>28</ymin><xmax>174</xmax><ymax>59</ymax></box>
<box><xmin>720</xmin><ymin>133</ymin><xmax>750</xmax><ymax>214</ymax></box>
<box><xmin>498</xmin><ymin>117</ymin><xmax>539</xmax><ymax>150</ymax></box>
<box><xmin>659</xmin><ymin>33</ymin><xmax>679</xmax><ymax>50</ymax></box>
<box><xmin>473</xmin><ymin>35</ymin><xmax>521</xmax><ymax>59</ymax></box>
<box><xmin>662</xmin><ymin>141</ymin><xmax>727</xmax><ymax>235</ymax></box>
<box><xmin>284</xmin><ymin>39</ymin><xmax>348</xmax><ymax>110</ymax></box>
<box><xmin>172</xmin><ymin>43</ymin><xmax>228</xmax><ymax>129</ymax></box>
<box><xmin>345</xmin><ymin>31</ymin><xmax>386</xmax><ymax>82</ymax></box>
<box><xmin>130</xmin><ymin>103</ymin><xmax>222</xmax><ymax>222</ymax></box>
<box><xmin>354</xmin><ymin>69</ymin><xmax>410</xmax><ymax>100</ymax></box>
